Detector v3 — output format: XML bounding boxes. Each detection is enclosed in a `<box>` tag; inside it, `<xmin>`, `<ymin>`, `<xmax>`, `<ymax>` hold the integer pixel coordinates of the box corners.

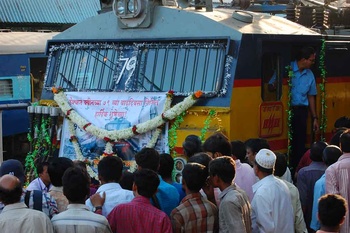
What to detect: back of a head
<box><xmin>37</xmin><ymin>161</ymin><xmax>49</xmax><ymax>175</ymax></box>
<box><xmin>209</xmin><ymin>156</ymin><xmax>236</xmax><ymax>184</ymax></box>
<box><xmin>334</xmin><ymin>116</ymin><xmax>350</xmax><ymax>129</ymax></box>
<box><xmin>318</xmin><ymin>194</ymin><xmax>347</xmax><ymax>228</ymax></box>
<box><xmin>296</xmin><ymin>46</ymin><xmax>315</xmax><ymax>61</ymax></box>
<box><xmin>62</xmin><ymin>167</ymin><xmax>90</xmax><ymax>203</ymax></box>
<box><xmin>231</xmin><ymin>140</ymin><xmax>246</xmax><ymax>161</ymax></box>
<box><xmin>135</xmin><ymin>148</ymin><xmax>160</xmax><ymax>172</ymax></box>
<box><xmin>274</xmin><ymin>152</ymin><xmax>288</xmax><ymax>177</ymax></box>
<box><xmin>182</xmin><ymin>135</ymin><xmax>202</xmax><ymax>157</ymax></box>
<box><xmin>188</xmin><ymin>152</ymin><xmax>213</xmax><ymax>174</ymax></box>
<box><xmin>98</xmin><ymin>156</ymin><xmax>123</xmax><ymax>182</ymax></box>
<box><xmin>340</xmin><ymin>129</ymin><xmax>350</xmax><ymax>153</ymax></box>
<box><xmin>134</xmin><ymin>169</ymin><xmax>160</xmax><ymax>198</ymax></box>
<box><xmin>0</xmin><ymin>174</ymin><xmax>23</xmax><ymax>205</ymax></box>
<box><xmin>48</xmin><ymin>157</ymin><xmax>74</xmax><ymax>187</ymax></box>
<box><xmin>202</xmin><ymin>132</ymin><xmax>232</xmax><ymax>156</ymax></box>
<box><xmin>310</xmin><ymin>141</ymin><xmax>328</xmax><ymax>162</ymax></box>
<box><xmin>245</xmin><ymin>138</ymin><xmax>270</xmax><ymax>154</ymax></box>
<box><xmin>182</xmin><ymin>163</ymin><xmax>207</xmax><ymax>192</ymax></box>
<box><xmin>158</xmin><ymin>153</ymin><xmax>174</xmax><ymax>179</ymax></box>
<box><xmin>323</xmin><ymin>145</ymin><xmax>342</xmax><ymax>166</ymax></box>
<box><xmin>0</xmin><ymin>159</ymin><xmax>25</xmax><ymax>186</ymax></box>
<box><xmin>330</xmin><ymin>128</ymin><xmax>347</xmax><ymax>147</ymax></box>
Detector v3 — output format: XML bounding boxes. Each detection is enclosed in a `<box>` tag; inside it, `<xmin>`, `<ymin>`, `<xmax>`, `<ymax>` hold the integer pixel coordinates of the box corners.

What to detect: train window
<box><xmin>261</xmin><ymin>53</ymin><xmax>282</xmax><ymax>101</ymax></box>
<box><xmin>46</xmin><ymin>40</ymin><xmax>228</xmax><ymax>95</ymax></box>
<box><xmin>0</xmin><ymin>79</ymin><xmax>13</xmax><ymax>98</ymax></box>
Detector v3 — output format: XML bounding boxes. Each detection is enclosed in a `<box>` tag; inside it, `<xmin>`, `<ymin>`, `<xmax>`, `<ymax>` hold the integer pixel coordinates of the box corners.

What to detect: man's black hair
<box><xmin>231</xmin><ymin>140</ymin><xmax>246</xmax><ymax>161</ymax></box>
<box><xmin>323</xmin><ymin>145</ymin><xmax>342</xmax><ymax>166</ymax></box>
<box><xmin>296</xmin><ymin>46</ymin><xmax>316</xmax><ymax>61</ymax></box>
<box><xmin>98</xmin><ymin>156</ymin><xmax>123</xmax><ymax>182</ymax></box>
<box><xmin>158</xmin><ymin>153</ymin><xmax>174</xmax><ymax>179</ymax></box>
<box><xmin>62</xmin><ymin>167</ymin><xmax>90</xmax><ymax>203</ymax></box>
<box><xmin>330</xmin><ymin>128</ymin><xmax>347</xmax><ymax>147</ymax></box>
<box><xmin>135</xmin><ymin>148</ymin><xmax>160</xmax><ymax>172</ymax></box>
<box><xmin>0</xmin><ymin>180</ymin><xmax>22</xmax><ymax>205</ymax></box>
<box><xmin>274</xmin><ymin>152</ymin><xmax>288</xmax><ymax>177</ymax></box>
<box><xmin>244</xmin><ymin>138</ymin><xmax>270</xmax><ymax>154</ymax></box>
<box><xmin>340</xmin><ymin>129</ymin><xmax>350</xmax><ymax>153</ymax></box>
<box><xmin>182</xmin><ymin>135</ymin><xmax>202</xmax><ymax>158</ymax></box>
<box><xmin>202</xmin><ymin>132</ymin><xmax>232</xmax><ymax>156</ymax></box>
<box><xmin>48</xmin><ymin>157</ymin><xmax>74</xmax><ymax>187</ymax></box>
<box><xmin>182</xmin><ymin>163</ymin><xmax>207</xmax><ymax>192</ymax></box>
<box><xmin>318</xmin><ymin>194</ymin><xmax>347</xmax><ymax>228</ymax></box>
<box><xmin>310</xmin><ymin>141</ymin><xmax>328</xmax><ymax>162</ymax></box>
<box><xmin>188</xmin><ymin>152</ymin><xmax>213</xmax><ymax>174</ymax></box>
<box><xmin>209</xmin><ymin>156</ymin><xmax>236</xmax><ymax>184</ymax></box>
<box><xmin>134</xmin><ymin>169</ymin><xmax>160</xmax><ymax>198</ymax></box>
<box><xmin>36</xmin><ymin>161</ymin><xmax>49</xmax><ymax>174</ymax></box>
<box><xmin>334</xmin><ymin>116</ymin><xmax>350</xmax><ymax>129</ymax></box>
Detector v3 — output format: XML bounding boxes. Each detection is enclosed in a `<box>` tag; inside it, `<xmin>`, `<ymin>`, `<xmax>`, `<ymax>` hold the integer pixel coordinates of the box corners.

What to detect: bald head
<box><xmin>0</xmin><ymin>174</ymin><xmax>23</xmax><ymax>205</ymax></box>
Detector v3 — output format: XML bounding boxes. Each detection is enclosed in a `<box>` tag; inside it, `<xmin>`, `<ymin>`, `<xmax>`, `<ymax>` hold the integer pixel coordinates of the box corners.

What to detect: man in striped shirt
<box><xmin>171</xmin><ymin>163</ymin><xmax>218</xmax><ymax>233</ymax></box>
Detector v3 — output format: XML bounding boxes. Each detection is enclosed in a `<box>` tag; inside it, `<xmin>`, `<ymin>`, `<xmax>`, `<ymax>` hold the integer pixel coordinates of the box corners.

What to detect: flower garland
<box><xmin>286</xmin><ymin>65</ymin><xmax>294</xmax><ymax>159</ymax></box>
<box><xmin>146</xmin><ymin>90</ymin><xmax>174</xmax><ymax>148</ymax></box>
<box><xmin>168</xmin><ymin>111</ymin><xmax>186</xmax><ymax>158</ymax></box>
<box><xmin>319</xmin><ymin>39</ymin><xmax>327</xmax><ymax>141</ymax></box>
<box><xmin>53</xmin><ymin>88</ymin><xmax>202</xmax><ymax>141</ymax></box>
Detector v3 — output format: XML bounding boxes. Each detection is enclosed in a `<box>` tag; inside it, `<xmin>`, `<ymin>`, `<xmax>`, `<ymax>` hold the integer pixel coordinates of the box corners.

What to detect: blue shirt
<box><xmin>269</xmin><ymin>61</ymin><xmax>317</xmax><ymax>106</ymax></box>
<box><xmin>156</xmin><ymin>176</ymin><xmax>180</xmax><ymax>216</ymax></box>
<box><xmin>310</xmin><ymin>174</ymin><xmax>325</xmax><ymax>231</ymax></box>
<box><xmin>171</xmin><ymin>181</ymin><xmax>186</xmax><ymax>201</ymax></box>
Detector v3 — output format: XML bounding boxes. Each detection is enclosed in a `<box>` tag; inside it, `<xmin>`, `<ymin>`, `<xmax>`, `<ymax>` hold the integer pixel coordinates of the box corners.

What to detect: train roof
<box><xmin>53</xmin><ymin>6</ymin><xmax>319</xmax><ymax>42</ymax></box>
<box><xmin>0</xmin><ymin>32</ymin><xmax>59</xmax><ymax>55</ymax></box>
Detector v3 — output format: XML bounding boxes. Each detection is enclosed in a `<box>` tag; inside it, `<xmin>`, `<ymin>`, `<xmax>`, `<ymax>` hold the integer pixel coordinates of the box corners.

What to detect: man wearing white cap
<box><xmin>251</xmin><ymin>149</ymin><xmax>295</xmax><ymax>233</ymax></box>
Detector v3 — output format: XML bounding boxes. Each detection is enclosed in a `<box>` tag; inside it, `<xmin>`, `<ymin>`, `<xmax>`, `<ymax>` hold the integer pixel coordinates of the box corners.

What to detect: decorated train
<box><xmin>25</xmin><ymin>0</ymin><xmax>350</xmax><ymax>178</ymax></box>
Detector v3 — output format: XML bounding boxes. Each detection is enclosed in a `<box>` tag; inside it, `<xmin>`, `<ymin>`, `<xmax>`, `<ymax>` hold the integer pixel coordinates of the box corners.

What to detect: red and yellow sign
<box><xmin>259</xmin><ymin>102</ymin><xmax>283</xmax><ymax>138</ymax></box>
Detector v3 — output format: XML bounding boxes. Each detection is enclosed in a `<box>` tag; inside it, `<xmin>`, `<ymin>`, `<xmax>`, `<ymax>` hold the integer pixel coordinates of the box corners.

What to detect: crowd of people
<box><xmin>0</xmin><ymin>121</ymin><xmax>349</xmax><ymax>233</ymax></box>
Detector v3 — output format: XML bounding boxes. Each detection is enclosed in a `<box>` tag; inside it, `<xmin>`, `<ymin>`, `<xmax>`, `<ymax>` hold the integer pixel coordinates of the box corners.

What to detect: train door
<box><xmin>259</xmin><ymin>41</ymin><xmax>289</xmax><ymax>139</ymax></box>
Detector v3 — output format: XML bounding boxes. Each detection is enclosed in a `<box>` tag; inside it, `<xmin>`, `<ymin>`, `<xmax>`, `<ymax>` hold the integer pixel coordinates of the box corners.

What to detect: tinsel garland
<box><xmin>200</xmin><ymin>109</ymin><xmax>217</xmax><ymax>142</ymax></box>
<box><xmin>319</xmin><ymin>39</ymin><xmax>327</xmax><ymax>141</ymax></box>
<box><xmin>168</xmin><ymin>111</ymin><xmax>186</xmax><ymax>158</ymax></box>
<box><xmin>286</xmin><ymin>65</ymin><xmax>294</xmax><ymax>159</ymax></box>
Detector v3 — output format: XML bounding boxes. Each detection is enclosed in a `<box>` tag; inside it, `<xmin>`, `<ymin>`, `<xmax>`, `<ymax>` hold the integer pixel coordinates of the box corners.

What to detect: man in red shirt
<box><xmin>107</xmin><ymin>169</ymin><xmax>172</xmax><ymax>233</ymax></box>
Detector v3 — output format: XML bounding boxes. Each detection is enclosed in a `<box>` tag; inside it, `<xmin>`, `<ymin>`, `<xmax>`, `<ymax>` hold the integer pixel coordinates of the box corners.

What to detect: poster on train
<box><xmin>59</xmin><ymin>92</ymin><xmax>169</xmax><ymax>170</ymax></box>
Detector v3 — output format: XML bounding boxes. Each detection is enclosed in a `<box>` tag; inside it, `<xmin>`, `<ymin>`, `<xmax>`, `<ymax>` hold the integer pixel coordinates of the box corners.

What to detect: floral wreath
<box><xmin>53</xmin><ymin>88</ymin><xmax>203</xmax><ymax>178</ymax></box>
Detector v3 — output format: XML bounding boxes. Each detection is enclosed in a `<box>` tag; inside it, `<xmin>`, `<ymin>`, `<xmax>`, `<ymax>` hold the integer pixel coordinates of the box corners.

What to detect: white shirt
<box><xmin>234</xmin><ymin>159</ymin><xmax>256</xmax><ymax>201</ymax></box>
<box><xmin>0</xmin><ymin>202</ymin><xmax>53</xmax><ymax>233</ymax></box>
<box><xmin>251</xmin><ymin>175</ymin><xmax>294</xmax><ymax>233</ymax></box>
<box><xmin>51</xmin><ymin>204</ymin><xmax>112</xmax><ymax>233</ymax></box>
<box><xmin>26</xmin><ymin>177</ymin><xmax>52</xmax><ymax>193</ymax></box>
<box><xmin>85</xmin><ymin>182</ymin><xmax>134</xmax><ymax>217</ymax></box>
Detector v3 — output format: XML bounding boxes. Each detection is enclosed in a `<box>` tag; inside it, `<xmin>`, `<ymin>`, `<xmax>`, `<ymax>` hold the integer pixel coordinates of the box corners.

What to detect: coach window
<box><xmin>261</xmin><ymin>53</ymin><xmax>282</xmax><ymax>101</ymax></box>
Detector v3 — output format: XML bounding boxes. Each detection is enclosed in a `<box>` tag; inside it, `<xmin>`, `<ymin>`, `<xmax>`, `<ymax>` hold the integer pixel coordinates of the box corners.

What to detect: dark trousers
<box><xmin>290</xmin><ymin>106</ymin><xmax>308</xmax><ymax>170</ymax></box>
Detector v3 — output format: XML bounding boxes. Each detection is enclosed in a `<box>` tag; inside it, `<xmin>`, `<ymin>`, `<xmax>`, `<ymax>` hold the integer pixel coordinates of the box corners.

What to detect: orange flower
<box><xmin>52</xmin><ymin>87</ymin><xmax>58</xmax><ymax>94</ymax></box>
<box><xmin>194</xmin><ymin>90</ymin><xmax>203</xmax><ymax>99</ymax></box>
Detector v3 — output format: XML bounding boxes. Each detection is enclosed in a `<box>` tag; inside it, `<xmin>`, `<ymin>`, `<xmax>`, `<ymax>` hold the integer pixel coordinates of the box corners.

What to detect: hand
<box><xmin>313</xmin><ymin>118</ymin><xmax>320</xmax><ymax>132</ymax></box>
<box><xmin>90</xmin><ymin>192</ymin><xmax>106</xmax><ymax>207</ymax></box>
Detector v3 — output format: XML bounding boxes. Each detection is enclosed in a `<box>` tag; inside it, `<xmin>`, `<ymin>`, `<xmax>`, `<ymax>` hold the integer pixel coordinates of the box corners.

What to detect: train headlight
<box><xmin>114</xmin><ymin>0</ymin><xmax>142</xmax><ymax>18</ymax></box>
<box><xmin>113</xmin><ymin>0</ymin><xmax>153</xmax><ymax>28</ymax></box>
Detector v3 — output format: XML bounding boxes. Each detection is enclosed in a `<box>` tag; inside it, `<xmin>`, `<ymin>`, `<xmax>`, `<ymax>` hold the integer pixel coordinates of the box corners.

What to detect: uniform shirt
<box><xmin>86</xmin><ymin>182</ymin><xmax>134</xmax><ymax>217</ymax></box>
<box><xmin>49</xmin><ymin>186</ymin><xmax>69</xmax><ymax>213</ymax></box>
<box><xmin>219</xmin><ymin>184</ymin><xmax>252</xmax><ymax>233</ymax></box>
<box><xmin>26</xmin><ymin>177</ymin><xmax>52</xmax><ymax>193</ymax></box>
<box><xmin>290</xmin><ymin>60</ymin><xmax>317</xmax><ymax>106</ymax></box>
<box><xmin>0</xmin><ymin>202</ymin><xmax>53</xmax><ymax>233</ymax></box>
<box><xmin>252</xmin><ymin>175</ymin><xmax>294</xmax><ymax>233</ymax></box>
<box><xmin>326</xmin><ymin>153</ymin><xmax>350</xmax><ymax>233</ymax></box>
<box><xmin>107</xmin><ymin>195</ymin><xmax>172</xmax><ymax>233</ymax></box>
<box><xmin>234</xmin><ymin>159</ymin><xmax>256</xmax><ymax>201</ymax></box>
<box><xmin>170</xmin><ymin>192</ymin><xmax>218</xmax><ymax>233</ymax></box>
<box><xmin>51</xmin><ymin>204</ymin><xmax>112</xmax><ymax>233</ymax></box>
<box><xmin>269</xmin><ymin>61</ymin><xmax>317</xmax><ymax>106</ymax></box>
<box><xmin>0</xmin><ymin>189</ymin><xmax>58</xmax><ymax>219</ymax></box>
